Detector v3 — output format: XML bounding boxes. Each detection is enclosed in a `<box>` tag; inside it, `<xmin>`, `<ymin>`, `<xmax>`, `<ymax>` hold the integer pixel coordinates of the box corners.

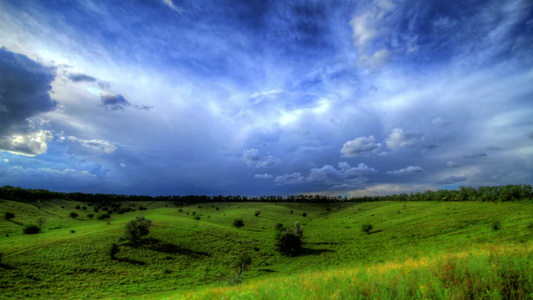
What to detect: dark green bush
<box><xmin>5</xmin><ymin>212</ymin><xmax>15</xmax><ymax>220</ymax></box>
<box><xmin>275</xmin><ymin>221</ymin><xmax>303</xmax><ymax>256</ymax></box>
<box><xmin>302</xmin><ymin>212</ymin><xmax>307</xmax><ymax>217</ymax></box>
<box><xmin>254</xmin><ymin>209</ymin><xmax>261</xmax><ymax>217</ymax></box>
<box><xmin>492</xmin><ymin>221</ymin><xmax>502</xmax><ymax>231</ymax></box>
<box><xmin>87</xmin><ymin>213</ymin><xmax>94</xmax><ymax>219</ymax></box>
<box><xmin>233</xmin><ymin>219</ymin><xmax>244</xmax><ymax>229</ymax></box>
<box><xmin>23</xmin><ymin>224</ymin><xmax>41</xmax><ymax>234</ymax></box>
<box><xmin>97</xmin><ymin>213</ymin><xmax>111</xmax><ymax>221</ymax></box>
<box><xmin>362</xmin><ymin>224</ymin><xmax>373</xmax><ymax>234</ymax></box>
<box><xmin>69</xmin><ymin>212</ymin><xmax>79</xmax><ymax>218</ymax></box>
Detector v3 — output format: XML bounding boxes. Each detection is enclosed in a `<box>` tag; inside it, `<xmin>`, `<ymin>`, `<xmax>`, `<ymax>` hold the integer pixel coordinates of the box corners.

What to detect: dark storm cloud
<box><xmin>0</xmin><ymin>47</ymin><xmax>57</xmax><ymax>133</ymax></box>
<box><xmin>67</xmin><ymin>73</ymin><xmax>97</xmax><ymax>83</ymax></box>
<box><xmin>0</xmin><ymin>47</ymin><xmax>57</xmax><ymax>155</ymax></box>
<box><xmin>100</xmin><ymin>93</ymin><xmax>130</xmax><ymax>110</ymax></box>
<box><xmin>438</xmin><ymin>175</ymin><xmax>467</xmax><ymax>184</ymax></box>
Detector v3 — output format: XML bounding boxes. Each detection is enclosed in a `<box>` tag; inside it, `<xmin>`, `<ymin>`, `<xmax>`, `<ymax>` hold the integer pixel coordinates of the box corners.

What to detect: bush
<box><xmin>302</xmin><ymin>212</ymin><xmax>307</xmax><ymax>217</ymax></box>
<box><xmin>362</xmin><ymin>224</ymin><xmax>373</xmax><ymax>234</ymax></box>
<box><xmin>5</xmin><ymin>212</ymin><xmax>15</xmax><ymax>220</ymax></box>
<box><xmin>233</xmin><ymin>219</ymin><xmax>244</xmax><ymax>229</ymax></box>
<box><xmin>492</xmin><ymin>221</ymin><xmax>501</xmax><ymax>231</ymax></box>
<box><xmin>109</xmin><ymin>243</ymin><xmax>120</xmax><ymax>259</ymax></box>
<box><xmin>69</xmin><ymin>212</ymin><xmax>79</xmax><ymax>218</ymax></box>
<box><xmin>87</xmin><ymin>214</ymin><xmax>94</xmax><ymax>219</ymax></box>
<box><xmin>97</xmin><ymin>213</ymin><xmax>111</xmax><ymax>221</ymax></box>
<box><xmin>23</xmin><ymin>224</ymin><xmax>41</xmax><ymax>234</ymax></box>
<box><xmin>254</xmin><ymin>210</ymin><xmax>261</xmax><ymax>217</ymax></box>
<box><xmin>275</xmin><ymin>221</ymin><xmax>304</xmax><ymax>256</ymax></box>
<box><xmin>121</xmin><ymin>215</ymin><xmax>152</xmax><ymax>244</ymax></box>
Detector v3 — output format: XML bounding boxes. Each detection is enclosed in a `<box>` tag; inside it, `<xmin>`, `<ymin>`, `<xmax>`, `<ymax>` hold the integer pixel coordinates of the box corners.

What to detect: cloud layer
<box><xmin>0</xmin><ymin>0</ymin><xmax>531</xmax><ymax>196</ymax></box>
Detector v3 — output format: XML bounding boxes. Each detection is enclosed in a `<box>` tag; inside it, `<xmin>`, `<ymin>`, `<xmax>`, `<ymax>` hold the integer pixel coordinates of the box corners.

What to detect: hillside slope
<box><xmin>1</xmin><ymin>199</ymin><xmax>532</xmax><ymax>299</ymax></box>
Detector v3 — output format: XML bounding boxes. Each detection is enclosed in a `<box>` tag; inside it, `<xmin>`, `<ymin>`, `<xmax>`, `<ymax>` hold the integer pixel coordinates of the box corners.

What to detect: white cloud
<box><xmin>254</xmin><ymin>173</ymin><xmax>272</xmax><ymax>179</ymax></box>
<box><xmin>446</xmin><ymin>160</ymin><xmax>460</xmax><ymax>168</ymax></box>
<box><xmin>0</xmin><ymin>130</ymin><xmax>53</xmax><ymax>156</ymax></box>
<box><xmin>386</xmin><ymin>128</ymin><xmax>421</xmax><ymax>149</ymax></box>
<box><xmin>274</xmin><ymin>172</ymin><xmax>305</xmax><ymax>185</ymax></box>
<box><xmin>68</xmin><ymin>136</ymin><xmax>116</xmax><ymax>154</ymax></box>
<box><xmin>349</xmin><ymin>1</ymin><xmax>395</xmax><ymax>69</ymax></box>
<box><xmin>162</xmin><ymin>0</ymin><xmax>182</xmax><ymax>13</ymax></box>
<box><xmin>340</xmin><ymin>135</ymin><xmax>382</xmax><ymax>157</ymax></box>
<box><xmin>276</xmin><ymin>162</ymin><xmax>375</xmax><ymax>188</ymax></box>
<box><xmin>387</xmin><ymin>166</ymin><xmax>424</xmax><ymax>175</ymax></box>
<box><xmin>432</xmin><ymin>116</ymin><xmax>452</xmax><ymax>126</ymax></box>
<box><xmin>242</xmin><ymin>149</ymin><xmax>281</xmax><ymax>168</ymax></box>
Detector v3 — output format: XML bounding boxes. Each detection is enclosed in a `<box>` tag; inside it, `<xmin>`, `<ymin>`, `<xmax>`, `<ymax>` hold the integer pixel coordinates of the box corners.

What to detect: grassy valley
<box><xmin>1</xmin><ymin>197</ymin><xmax>532</xmax><ymax>299</ymax></box>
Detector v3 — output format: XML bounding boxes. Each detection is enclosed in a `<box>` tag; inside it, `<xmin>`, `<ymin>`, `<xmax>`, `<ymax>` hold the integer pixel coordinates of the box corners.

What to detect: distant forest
<box><xmin>0</xmin><ymin>184</ymin><xmax>532</xmax><ymax>203</ymax></box>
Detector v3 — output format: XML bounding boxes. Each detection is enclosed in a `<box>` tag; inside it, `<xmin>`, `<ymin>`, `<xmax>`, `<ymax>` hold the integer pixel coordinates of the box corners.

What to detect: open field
<box><xmin>1</xmin><ymin>199</ymin><xmax>532</xmax><ymax>299</ymax></box>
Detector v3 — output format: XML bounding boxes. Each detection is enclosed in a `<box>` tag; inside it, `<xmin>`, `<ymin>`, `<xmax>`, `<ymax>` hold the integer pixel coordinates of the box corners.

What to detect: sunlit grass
<box><xmin>1</xmin><ymin>199</ymin><xmax>532</xmax><ymax>299</ymax></box>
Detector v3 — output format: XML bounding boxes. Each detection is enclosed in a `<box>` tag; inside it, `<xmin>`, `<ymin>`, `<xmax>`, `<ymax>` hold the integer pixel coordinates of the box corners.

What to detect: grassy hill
<box><xmin>0</xmin><ymin>199</ymin><xmax>532</xmax><ymax>299</ymax></box>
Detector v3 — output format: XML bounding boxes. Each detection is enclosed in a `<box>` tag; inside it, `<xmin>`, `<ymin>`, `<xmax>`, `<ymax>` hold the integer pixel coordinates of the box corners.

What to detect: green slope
<box><xmin>1</xmin><ymin>199</ymin><xmax>532</xmax><ymax>299</ymax></box>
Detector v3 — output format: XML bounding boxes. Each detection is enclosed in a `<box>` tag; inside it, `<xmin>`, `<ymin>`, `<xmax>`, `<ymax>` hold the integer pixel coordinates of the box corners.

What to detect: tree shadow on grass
<box><xmin>369</xmin><ymin>229</ymin><xmax>384</xmax><ymax>235</ymax></box>
<box><xmin>113</xmin><ymin>257</ymin><xmax>146</xmax><ymax>265</ymax></box>
<box><xmin>7</xmin><ymin>220</ymin><xmax>23</xmax><ymax>226</ymax></box>
<box><xmin>300</xmin><ymin>247</ymin><xmax>335</xmax><ymax>256</ymax></box>
<box><xmin>125</xmin><ymin>237</ymin><xmax>210</xmax><ymax>258</ymax></box>
<box><xmin>0</xmin><ymin>263</ymin><xmax>16</xmax><ymax>270</ymax></box>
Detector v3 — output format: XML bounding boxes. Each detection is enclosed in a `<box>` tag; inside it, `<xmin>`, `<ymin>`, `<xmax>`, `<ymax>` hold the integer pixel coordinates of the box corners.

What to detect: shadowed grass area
<box><xmin>0</xmin><ymin>199</ymin><xmax>531</xmax><ymax>299</ymax></box>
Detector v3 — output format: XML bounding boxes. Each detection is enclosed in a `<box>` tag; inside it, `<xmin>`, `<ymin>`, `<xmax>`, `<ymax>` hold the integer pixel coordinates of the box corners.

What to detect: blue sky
<box><xmin>0</xmin><ymin>0</ymin><xmax>532</xmax><ymax>196</ymax></box>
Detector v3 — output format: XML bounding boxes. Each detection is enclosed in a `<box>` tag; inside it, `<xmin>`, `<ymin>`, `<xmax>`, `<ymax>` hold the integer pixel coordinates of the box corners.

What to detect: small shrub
<box><xmin>139</xmin><ymin>206</ymin><xmax>147</xmax><ymax>211</ymax></box>
<box><xmin>87</xmin><ymin>214</ymin><xmax>94</xmax><ymax>219</ymax></box>
<box><xmin>492</xmin><ymin>221</ymin><xmax>501</xmax><ymax>231</ymax></box>
<box><xmin>302</xmin><ymin>212</ymin><xmax>307</xmax><ymax>217</ymax></box>
<box><xmin>109</xmin><ymin>243</ymin><xmax>119</xmax><ymax>259</ymax></box>
<box><xmin>194</xmin><ymin>216</ymin><xmax>201</xmax><ymax>220</ymax></box>
<box><xmin>290</xmin><ymin>210</ymin><xmax>293</xmax><ymax>214</ymax></box>
<box><xmin>94</xmin><ymin>208</ymin><xmax>99</xmax><ymax>213</ymax></box>
<box><xmin>71</xmin><ymin>230</ymin><xmax>75</xmax><ymax>233</ymax></box>
<box><xmin>233</xmin><ymin>219</ymin><xmax>244</xmax><ymax>229</ymax></box>
<box><xmin>69</xmin><ymin>212</ymin><xmax>79</xmax><ymax>218</ymax></box>
<box><xmin>362</xmin><ymin>224</ymin><xmax>373</xmax><ymax>234</ymax></box>
<box><xmin>75</xmin><ymin>205</ymin><xmax>81</xmax><ymax>209</ymax></box>
<box><xmin>97</xmin><ymin>213</ymin><xmax>111</xmax><ymax>221</ymax></box>
<box><xmin>82</xmin><ymin>206</ymin><xmax>87</xmax><ymax>210</ymax></box>
<box><xmin>23</xmin><ymin>224</ymin><xmax>41</xmax><ymax>234</ymax></box>
<box><xmin>275</xmin><ymin>223</ymin><xmax>284</xmax><ymax>230</ymax></box>
<box><xmin>254</xmin><ymin>210</ymin><xmax>261</xmax><ymax>217</ymax></box>
<box><xmin>5</xmin><ymin>212</ymin><xmax>15</xmax><ymax>220</ymax></box>
<box><xmin>178</xmin><ymin>208</ymin><xmax>183</xmax><ymax>212</ymax></box>
<box><xmin>121</xmin><ymin>215</ymin><xmax>152</xmax><ymax>244</ymax></box>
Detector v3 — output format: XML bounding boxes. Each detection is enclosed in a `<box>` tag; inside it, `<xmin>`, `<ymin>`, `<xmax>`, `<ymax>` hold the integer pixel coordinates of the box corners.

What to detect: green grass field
<box><xmin>1</xmin><ymin>199</ymin><xmax>532</xmax><ymax>299</ymax></box>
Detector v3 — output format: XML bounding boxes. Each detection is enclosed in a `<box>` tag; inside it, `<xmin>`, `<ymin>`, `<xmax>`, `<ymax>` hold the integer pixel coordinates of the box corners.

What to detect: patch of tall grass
<box><xmin>177</xmin><ymin>246</ymin><xmax>532</xmax><ymax>300</ymax></box>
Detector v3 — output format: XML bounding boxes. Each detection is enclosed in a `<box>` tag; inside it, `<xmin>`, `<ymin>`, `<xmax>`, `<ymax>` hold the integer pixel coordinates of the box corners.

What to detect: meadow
<box><xmin>0</xmin><ymin>196</ymin><xmax>532</xmax><ymax>299</ymax></box>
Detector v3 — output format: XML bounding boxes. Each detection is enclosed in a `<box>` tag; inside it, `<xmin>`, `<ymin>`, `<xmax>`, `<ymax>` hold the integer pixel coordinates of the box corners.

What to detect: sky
<box><xmin>0</xmin><ymin>0</ymin><xmax>532</xmax><ymax>197</ymax></box>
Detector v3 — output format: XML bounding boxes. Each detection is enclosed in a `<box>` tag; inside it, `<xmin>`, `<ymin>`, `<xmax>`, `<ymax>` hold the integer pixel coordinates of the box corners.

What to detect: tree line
<box><xmin>0</xmin><ymin>184</ymin><xmax>531</xmax><ymax>204</ymax></box>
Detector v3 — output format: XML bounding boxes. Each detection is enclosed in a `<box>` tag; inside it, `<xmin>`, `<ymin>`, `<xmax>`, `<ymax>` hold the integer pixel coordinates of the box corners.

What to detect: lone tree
<box><xmin>121</xmin><ymin>215</ymin><xmax>152</xmax><ymax>244</ymax></box>
<box><xmin>275</xmin><ymin>221</ymin><xmax>304</xmax><ymax>256</ymax></box>
<box><xmin>362</xmin><ymin>224</ymin><xmax>373</xmax><ymax>235</ymax></box>
<box><xmin>233</xmin><ymin>219</ymin><xmax>244</xmax><ymax>229</ymax></box>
